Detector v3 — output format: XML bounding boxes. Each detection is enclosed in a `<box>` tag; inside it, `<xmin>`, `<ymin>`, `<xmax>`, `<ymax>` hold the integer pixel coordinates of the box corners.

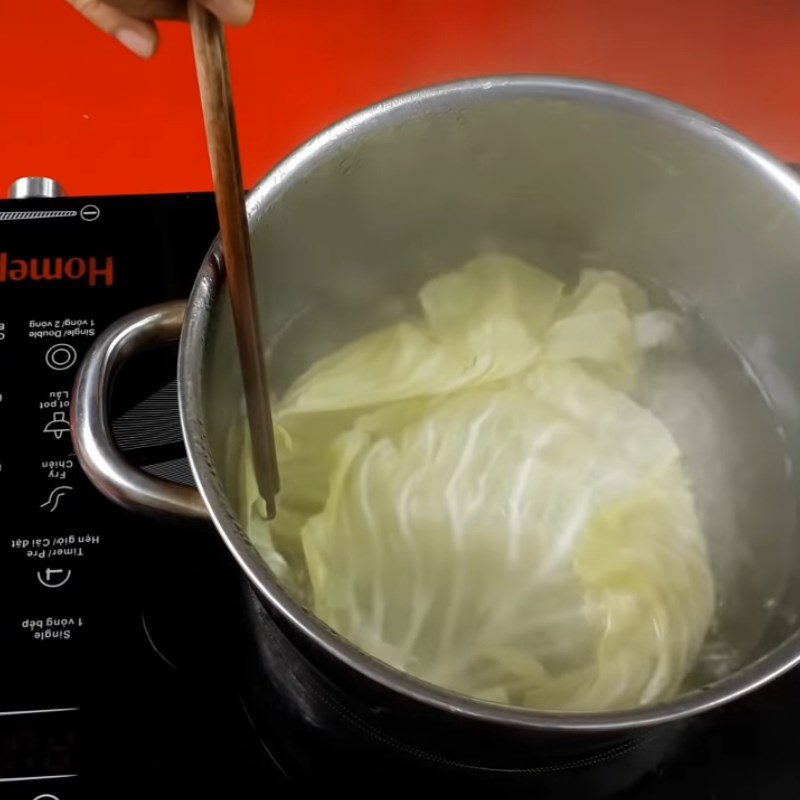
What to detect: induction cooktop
<box><xmin>1</xmin><ymin>184</ymin><xmax>798</xmax><ymax>798</ymax></box>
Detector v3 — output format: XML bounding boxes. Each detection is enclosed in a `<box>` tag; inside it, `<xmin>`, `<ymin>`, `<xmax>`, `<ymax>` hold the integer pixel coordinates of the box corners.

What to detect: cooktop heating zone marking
<box><xmin>0</xmin><ymin>708</ymin><xmax>79</xmax><ymax>717</ymax></box>
<box><xmin>0</xmin><ymin>210</ymin><xmax>77</xmax><ymax>221</ymax></box>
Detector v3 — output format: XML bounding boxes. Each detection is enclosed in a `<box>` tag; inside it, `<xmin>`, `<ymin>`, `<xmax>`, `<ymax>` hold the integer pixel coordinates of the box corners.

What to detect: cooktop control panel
<box><xmin>0</xmin><ymin>191</ymin><xmax>218</xmax><ymax>795</ymax></box>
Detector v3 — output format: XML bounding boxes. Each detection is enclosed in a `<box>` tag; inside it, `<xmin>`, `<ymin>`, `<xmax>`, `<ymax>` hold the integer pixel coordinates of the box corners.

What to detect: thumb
<box><xmin>66</xmin><ymin>0</ymin><xmax>158</xmax><ymax>58</ymax></box>
<box><xmin>197</xmin><ymin>0</ymin><xmax>255</xmax><ymax>26</ymax></box>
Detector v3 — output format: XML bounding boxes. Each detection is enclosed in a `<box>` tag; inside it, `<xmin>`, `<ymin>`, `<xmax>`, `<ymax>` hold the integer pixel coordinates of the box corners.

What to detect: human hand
<box><xmin>65</xmin><ymin>1</ymin><xmax>255</xmax><ymax>59</ymax></box>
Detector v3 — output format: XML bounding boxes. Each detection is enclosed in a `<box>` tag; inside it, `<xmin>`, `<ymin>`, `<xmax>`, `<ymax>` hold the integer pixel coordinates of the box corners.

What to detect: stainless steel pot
<box><xmin>72</xmin><ymin>77</ymin><xmax>800</xmax><ymax>783</ymax></box>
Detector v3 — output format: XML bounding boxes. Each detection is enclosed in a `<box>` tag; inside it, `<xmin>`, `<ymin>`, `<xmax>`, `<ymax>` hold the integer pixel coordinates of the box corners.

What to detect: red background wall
<box><xmin>3</xmin><ymin>0</ymin><xmax>800</xmax><ymax>197</ymax></box>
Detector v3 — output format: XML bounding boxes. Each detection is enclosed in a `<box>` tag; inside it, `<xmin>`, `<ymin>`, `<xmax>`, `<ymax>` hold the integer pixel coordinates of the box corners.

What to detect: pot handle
<box><xmin>71</xmin><ymin>300</ymin><xmax>210</xmax><ymax>522</ymax></box>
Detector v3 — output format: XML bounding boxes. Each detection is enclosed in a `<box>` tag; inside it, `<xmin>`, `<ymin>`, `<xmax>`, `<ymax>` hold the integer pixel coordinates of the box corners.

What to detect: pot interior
<box><xmin>196</xmin><ymin>79</ymin><xmax>800</xmax><ymax>713</ymax></box>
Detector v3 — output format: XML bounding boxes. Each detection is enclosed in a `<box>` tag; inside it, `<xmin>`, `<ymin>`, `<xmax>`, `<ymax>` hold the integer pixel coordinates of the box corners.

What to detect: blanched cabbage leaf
<box><xmin>242</xmin><ymin>255</ymin><xmax>714</xmax><ymax>712</ymax></box>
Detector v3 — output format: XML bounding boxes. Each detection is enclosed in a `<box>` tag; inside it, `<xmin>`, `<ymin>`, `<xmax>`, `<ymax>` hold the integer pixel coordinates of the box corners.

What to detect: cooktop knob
<box><xmin>7</xmin><ymin>176</ymin><xmax>65</xmax><ymax>199</ymax></box>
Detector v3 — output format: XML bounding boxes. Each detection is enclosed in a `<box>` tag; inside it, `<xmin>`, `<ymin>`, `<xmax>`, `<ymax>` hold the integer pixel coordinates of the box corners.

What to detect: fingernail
<box><xmin>207</xmin><ymin>0</ymin><xmax>255</xmax><ymax>26</ymax></box>
<box><xmin>116</xmin><ymin>27</ymin><xmax>156</xmax><ymax>59</ymax></box>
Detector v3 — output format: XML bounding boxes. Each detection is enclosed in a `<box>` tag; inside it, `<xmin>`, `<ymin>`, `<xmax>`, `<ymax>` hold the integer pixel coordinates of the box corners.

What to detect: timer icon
<box><xmin>37</xmin><ymin>568</ymin><xmax>71</xmax><ymax>589</ymax></box>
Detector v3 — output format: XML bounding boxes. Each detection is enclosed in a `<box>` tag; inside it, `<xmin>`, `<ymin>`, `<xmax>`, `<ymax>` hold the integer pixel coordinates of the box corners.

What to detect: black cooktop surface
<box><xmin>0</xmin><ymin>191</ymin><xmax>798</xmax><ymax>798</ymax></box>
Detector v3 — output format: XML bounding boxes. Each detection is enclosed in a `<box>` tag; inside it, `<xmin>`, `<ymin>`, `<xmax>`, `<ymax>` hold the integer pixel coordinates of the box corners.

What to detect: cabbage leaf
<box><xmin>242</xmin><ymin>256</ymin><xmax>714</xmax><ymax>711</ymax></box>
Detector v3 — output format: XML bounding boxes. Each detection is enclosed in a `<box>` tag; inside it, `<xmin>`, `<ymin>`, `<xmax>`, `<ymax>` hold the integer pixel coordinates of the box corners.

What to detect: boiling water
<box><xmin>633</xmin><ymin>293</ymin><xmax>797</xmax><ymax>689</ymax></box>
<box><xmin>259</xmin><ymin>261</ymin><xmax>798</xmax><ymax>698</ymax></box>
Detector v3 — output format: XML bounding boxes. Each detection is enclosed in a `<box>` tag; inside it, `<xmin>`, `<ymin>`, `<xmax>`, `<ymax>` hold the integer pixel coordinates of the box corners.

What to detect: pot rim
<box><xmin>179</xmin><ymin>75</ymin><xmax>800</xmax><ymax>732</ymax></box>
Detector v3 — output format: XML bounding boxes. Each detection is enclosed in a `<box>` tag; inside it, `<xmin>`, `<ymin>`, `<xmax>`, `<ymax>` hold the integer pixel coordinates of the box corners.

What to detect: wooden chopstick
<box><xmin>188</xmin><ymin>1</ymin><xmax>280</xmax><ymax>518</ymax></box>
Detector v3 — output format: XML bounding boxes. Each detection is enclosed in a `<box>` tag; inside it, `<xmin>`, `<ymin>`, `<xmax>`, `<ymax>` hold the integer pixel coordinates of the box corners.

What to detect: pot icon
<box><xmin>43</xmin><ymin>411</ymin><xmax>71</xmax><ymax>440</ymax></box>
